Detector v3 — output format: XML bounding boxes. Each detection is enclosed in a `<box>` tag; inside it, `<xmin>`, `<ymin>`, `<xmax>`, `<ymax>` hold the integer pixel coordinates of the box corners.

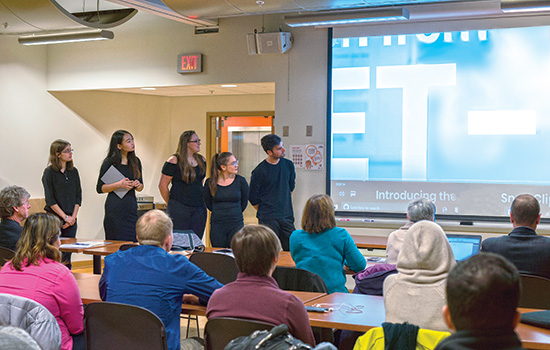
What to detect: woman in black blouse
<box><xmin>204</xmin><ymin>152</ymin><xmax>248</xmax><ymax>247</ymax></box>
<box><xmin>158</xmin><ymin>130</ymin><xmax>207</xmax><ymax>238</ymax></box>
<box><xmin>42</xmin><ymin>139</ymin><xmax>82</xmax><ymax>268</ymax></box>
<box><xmin>96</xmin><ymin>130</ymin><xmax>143</xmax><ymax>241</ymax></box>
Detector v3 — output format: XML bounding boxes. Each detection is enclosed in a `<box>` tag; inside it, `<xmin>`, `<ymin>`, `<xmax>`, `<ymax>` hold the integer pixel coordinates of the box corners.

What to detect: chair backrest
<box><xmin>272</xmin><ymin>266</ymin><xmax>329</xmax><ymax>293</ymax></box>
<box><xmin>118</xmin><ymin>243</ymin><xmax>139</xmax><ymax>251</ymax></box>
<box><xmin>204</xmin><ymin>317</ymin><xmax>275</xmax><ymax>350</ymax></box>
<box><xmin>519</xmin><ymin>274</ymin><xmax>550</xmax><ymax>309</ymax></box>
<box><xmin>0</xmin><ymin>247</ymin><xmax>15</xmax><ymax>266</ymax></box>
<box><xmin>84</xmin><ymin>302</ymin><xmax>167</xmax><ymax>350</ymax></box>
<box><xmin>0</xmin><ymin>293</ymin><xmax>61</xmax><ymax>350</ymax></box>
<box><xmin>189</xmin><ymin>252</ymin><xmax>239</xmax><ymax>285</ymax></box>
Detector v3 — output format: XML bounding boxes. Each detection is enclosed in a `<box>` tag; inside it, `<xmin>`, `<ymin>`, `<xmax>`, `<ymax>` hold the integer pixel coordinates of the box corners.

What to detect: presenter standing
<box><xmin>96</xmin><ymin>130</ymin><xmax>143</xmax><ymax>242</ymax></box>
<box><xmin>204</xmin><ymin>152</ymin><xmax>248</xmax><ymax>247</ymax></box>
<box><xmin>42</xmin><ymin>139</ymin><xmax>82</xmax><ymax>268</ymax></box>
<box><xmin>159</xmin><ymin>130</ymin><xmax>207</xmax><ymax>238</ymax></box>
<box><xmin>249</xmin><ymin>134</ymin><xmax>295</xmax><ymax>250</ymax></box>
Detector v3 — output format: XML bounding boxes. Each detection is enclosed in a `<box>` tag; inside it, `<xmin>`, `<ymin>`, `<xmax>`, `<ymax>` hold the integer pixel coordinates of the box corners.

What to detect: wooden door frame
<box><xmin>206</xmin><ymin>111</ymin><xmax>275</xmax><ymax>167</ymax></box>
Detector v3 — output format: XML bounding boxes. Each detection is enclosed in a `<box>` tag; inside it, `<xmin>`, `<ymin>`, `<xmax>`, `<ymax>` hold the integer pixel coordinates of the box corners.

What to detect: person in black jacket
<box><xmin>435</xmin><ymin>253</ymin><xmax>523</xmax><ymax>350</ymax></box>
<box><xmin>42</xmin><ymin>139</ymin><xmax>82</xmax><ymax>268</ymax></box>
<box><xmin>0</xmin><ymin>186</ymin><xmax>31</xmax><ymax>251</ymax></box>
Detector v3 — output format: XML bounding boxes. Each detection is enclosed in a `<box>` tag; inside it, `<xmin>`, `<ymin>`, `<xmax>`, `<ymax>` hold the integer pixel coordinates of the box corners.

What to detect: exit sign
<box><xmin>177</xmin><ymin>53</ymin><xmax>202</xmax><ymax>73</ymax></box>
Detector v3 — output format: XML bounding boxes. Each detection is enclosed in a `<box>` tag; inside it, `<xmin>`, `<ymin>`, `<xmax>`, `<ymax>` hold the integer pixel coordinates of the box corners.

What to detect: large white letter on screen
<box><xmin>377</xmin><ymin>64</ymin><xmax>456</xmax><ymax>181</ymax></box>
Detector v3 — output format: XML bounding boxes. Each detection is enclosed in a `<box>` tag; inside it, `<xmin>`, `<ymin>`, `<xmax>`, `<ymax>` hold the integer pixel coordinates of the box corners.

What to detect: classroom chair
<box><xmin>519</xmin><ymin>274</ymin><xmax>550</xmax><ymax>310</ymax></box>
<box><xmin>272</xmin><ymin>266</ymin><xmax>329</xmax><ymax>293</ymax></box>
<box><xmin>189</xmin><ymin>252</ymin><xmax>239</xmax><ymax>285</ymax></box>
<box><xmin>0</xmin><ymin>247</ymin><xmax>15</xmax><ymax>266</ymax></box>
<box><xmin>118</xmin><ymin>243</ymin><xmax>139</xmax><ymax>251</ymax></box>
<box><xmin>84</xmin><ymin>302</ymin><xmax>167</xmax><ymax>350</ymax></box>
<box><xmin>204</xmin><ymin>317</ymin><xmax>275</xmax><ymax>350</ymax></box>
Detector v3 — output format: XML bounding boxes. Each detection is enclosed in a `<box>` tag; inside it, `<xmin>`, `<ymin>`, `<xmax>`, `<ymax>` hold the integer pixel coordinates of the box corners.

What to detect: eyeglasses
<box><xmin>226</xmin><ymin>160</ymin><xmax>239</xmax><ymax>166</ymax></box>
<box><xmin>188</xmin><ymin>139</ymin><xmax>201</xmax><ymax>143</ymax></box>
<box><xmin>62</xmin><ymin>148</ymin><xmax>74</xmax><ymax>154</ymax></box>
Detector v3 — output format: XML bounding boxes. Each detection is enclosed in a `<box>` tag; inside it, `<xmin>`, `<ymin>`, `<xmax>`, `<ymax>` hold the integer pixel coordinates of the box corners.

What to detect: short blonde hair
<box><xmin>136</xmin><ymin>210</ymin><xmax>173</xmax><ymax>246</ymax></box>
<box><xmin>301</xmin><ymin>194</ymin><xmax>336</xmax><ymax>234</ymax></box>
<box><xmin>231</xmin><ymin>224</ymin><xmax>281</xmax><ymax>276</ymax></box>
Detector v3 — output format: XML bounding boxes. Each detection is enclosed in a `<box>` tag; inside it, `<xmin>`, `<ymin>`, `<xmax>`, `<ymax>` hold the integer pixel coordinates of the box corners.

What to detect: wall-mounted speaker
<box><xmin>247</xmin><ymin>32</ymin><xmax>292</xmax><ymax>55</ymax></box>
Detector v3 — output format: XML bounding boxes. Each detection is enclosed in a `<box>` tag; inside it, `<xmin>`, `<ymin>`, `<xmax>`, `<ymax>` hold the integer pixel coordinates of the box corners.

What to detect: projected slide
<box><xmin>330</xmin><ymin>25</ymin><xmax>550</xmax><ymax>219</ymax></box>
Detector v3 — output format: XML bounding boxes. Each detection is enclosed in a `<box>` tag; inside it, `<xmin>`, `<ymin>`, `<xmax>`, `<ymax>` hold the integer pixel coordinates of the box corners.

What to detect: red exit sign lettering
<box><xmin>177</xmin><ymin>53</ymin><xmax>202</xmax><ymax>73</ymax></box>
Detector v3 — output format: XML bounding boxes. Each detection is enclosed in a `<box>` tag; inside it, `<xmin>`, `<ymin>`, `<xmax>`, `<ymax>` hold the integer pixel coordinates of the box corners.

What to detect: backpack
<box><xmin>225</xmin><ymin>324</ymin><xmax>313</xmax><ymax>350</ymax></box>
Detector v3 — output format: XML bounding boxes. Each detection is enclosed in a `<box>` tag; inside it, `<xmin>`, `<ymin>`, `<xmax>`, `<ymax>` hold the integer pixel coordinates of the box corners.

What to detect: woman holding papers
<box><xmin>0</xmin><ymin>213</ymin><xmax>84</xmax><ymax>350</ymax></box>
<box><xmin>290</xmin><ymin>194</ymin><xmax>366</xmax><ymax>294</ymax></box>
<box><xmin>204</xmin><ymin>152</ymin><xmax>248</xmax><ymax>247</ymax></box>
<box><xmin>96</xmin><ymin>130</ymin><xmax>143</xmax><ymax>241</ymax></box>
<box><xmin>159</xmin><ymin>130</ymin><xmax>207</xmax><ymax>238</ymax></box>
<box><xmin>42</xmin><ymin>139</ymin><xmax>82</xmax><ymax>268</ymax></box>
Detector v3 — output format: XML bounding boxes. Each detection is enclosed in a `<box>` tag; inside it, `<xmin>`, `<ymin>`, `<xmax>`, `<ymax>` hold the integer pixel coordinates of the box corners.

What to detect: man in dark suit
<box><xmin>482</xmin><ymin>194</ymin><xmax>550</xmax><ymax>279</ymax></box>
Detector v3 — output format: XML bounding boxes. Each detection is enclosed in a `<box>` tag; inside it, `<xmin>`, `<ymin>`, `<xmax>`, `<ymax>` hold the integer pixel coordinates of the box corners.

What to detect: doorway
<box><xmin>207</xmin><ymin>112</ymin><xmax>274</xmax><ymax>225</ymax></box>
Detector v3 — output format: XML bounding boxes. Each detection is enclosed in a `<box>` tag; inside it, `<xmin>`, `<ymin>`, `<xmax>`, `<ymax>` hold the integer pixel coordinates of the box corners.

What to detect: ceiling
<box><xmin>96</xmin><ymin>82</ymin><xmax>275</xmax><ymax>97</ymax></box>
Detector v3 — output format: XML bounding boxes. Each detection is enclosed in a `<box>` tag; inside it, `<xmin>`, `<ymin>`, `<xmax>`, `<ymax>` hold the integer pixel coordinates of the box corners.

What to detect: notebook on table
<box><xmin>446</xmin><ymin>234</ymin><xmax>482</xmax><ymax>262</ymax></box>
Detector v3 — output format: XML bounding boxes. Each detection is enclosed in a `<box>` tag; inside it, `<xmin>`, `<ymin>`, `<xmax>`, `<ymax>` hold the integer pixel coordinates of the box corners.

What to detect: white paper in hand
<box><xmin>100</xmin><ymin>165</ymin><xmax>128</xmax><ymax>199</ymax></box>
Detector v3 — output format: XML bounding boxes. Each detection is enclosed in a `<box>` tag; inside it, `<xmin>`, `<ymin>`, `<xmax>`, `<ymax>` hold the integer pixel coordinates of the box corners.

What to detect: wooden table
<box><xmin>74</xmin><ymin>272</ymin><xmax>325</xmax><ymax>315</ymax></box>
<box><xmin>60</xmin><ymin>239</ymin><xmax>133</xmax><ymax>274</ymax></box>
<box><xmin>350</xmin><ymin>235</ymin><xmax>388</xmax><ymax>250</ymax></box>
<box><xmin>305</xmin><ymin>293</ymin><xmax>550</xmax><ymax>350</ymax></box>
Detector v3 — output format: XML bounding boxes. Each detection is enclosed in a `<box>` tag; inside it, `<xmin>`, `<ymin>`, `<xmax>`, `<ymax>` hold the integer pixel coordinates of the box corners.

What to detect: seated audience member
<box><xmin>482</xmin><ymin>193</ymin><xmax>550</xmax><ymax>279</ymax></box>
<box><xmin>206</xmin><ymin>224</ymin><xmax>316</xmax><ymax>346</ymax></box>
<box><xmin>0</xmin><ymin>186</ymin><xmax>31</xmax><ymax>251</ymax></box>
<box><xmin>435</xmin><ymin>253</ymin><xmax>523</xmax><ymax>350</ymax></box>
<box><xmin>100</xmin><ymin>209</ymin><xmax>222</xmax><ymax>350</ymax></box>
<box><xmin>384</xmin><ymin>221</ymin><xmax>455</xmax><ymax>332</ymax></box>
<box><xmin>0</xmin><ymin>213</ymin><xmax>84</xmax><ymax>350</ymax></box>
<box><xmin>386</xmin><ymin>198</ymin><xmax>435</xmax><ymax>264</ymax></box>
<box><xmin>289</xmin><ymin>194</ymin><xmax>366</xmax><ymax>294</ymax></box>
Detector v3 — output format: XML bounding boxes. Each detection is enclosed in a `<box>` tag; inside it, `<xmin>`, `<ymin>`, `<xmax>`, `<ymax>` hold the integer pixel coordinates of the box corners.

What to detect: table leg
<box><xmin>93</xmin><ymin>256</ymin><xmax>102</xmax><ymax>274</ymax></box>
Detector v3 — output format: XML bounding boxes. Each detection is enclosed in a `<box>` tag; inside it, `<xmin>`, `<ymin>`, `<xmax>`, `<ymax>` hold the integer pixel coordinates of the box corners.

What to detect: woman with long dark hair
<box><xmin>96</xmin><ymin>130</ymin><xmax>143</xmax><ymax>241</ymax></box>
<box><xmin>158</xmin><ymin>130</ymin><xmax>207</xmax><ymax>237</ymax></box>
<box><xmin>204</xmin><ymin>152</ymin><xmax>248</xmax><ymax>247</ymax></box>
<box><xmin>42</xmin><ymin>139</ymin><xmax>82</xmax><ymax>268</ymax></box>
<box><xmin>0</xmin><ymin>213</ymin><xmax>84</xmax><ymax>350</ymax></box>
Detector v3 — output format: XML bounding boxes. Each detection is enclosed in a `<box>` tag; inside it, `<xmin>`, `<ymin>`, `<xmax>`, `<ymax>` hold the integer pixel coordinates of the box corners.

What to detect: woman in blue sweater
<box><xmin>290</xmin><ymin>194</ymin><xmax>366</xmax><ymax>293</ymax></box>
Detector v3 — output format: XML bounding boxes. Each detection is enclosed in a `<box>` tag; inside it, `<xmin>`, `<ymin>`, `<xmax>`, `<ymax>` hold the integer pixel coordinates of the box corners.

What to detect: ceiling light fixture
<box><xmin>284</xmin><ymin>7</ymin><xmax>409</xmax><ymax>27</ymax></box>
<box><xmin>221</xmin><ymin>85</ymin><xmax>238</xmax><ymax>87</ymax></box>
<box><xmin>18</xmin><ymin>30</ymin><xmax>114</xmax><ymax>46</ymax></box>
<box><xmin>141</xmin><ymin>87</ymin><xmax>157</xmax><ymax>90</ymax></box>
<box><xmin>501</xmin><ymin>0</ymin><xmax>550</xmax><ymax>12</ymax></box>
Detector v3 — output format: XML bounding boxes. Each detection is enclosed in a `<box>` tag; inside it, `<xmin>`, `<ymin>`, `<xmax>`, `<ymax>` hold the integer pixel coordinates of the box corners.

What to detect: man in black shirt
<box><xmin>0</xmin><ymin>186</ymin><xmax>31</xmax><ymax>251</ymax></box>
<box><xmin>249</xmin><ymin>134</ymin><xmax>296</xmax><ymax>251</ymax></box>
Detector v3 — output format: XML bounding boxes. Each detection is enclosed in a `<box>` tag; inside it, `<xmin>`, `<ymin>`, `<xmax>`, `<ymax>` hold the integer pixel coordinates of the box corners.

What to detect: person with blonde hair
<box><xmin>0</xmin><ymin>213</ymin><xmax>84</xmax><ymax>350</ymax></box>
<box><xmin>0</xmin><ymin>186</ymin><xmax>31</xmax><ymax>251</ymax></box>
<box><xmin>207</xmin><ymin>224</ymin><xmax>315</xmax><ymax>346</ymax></box>
<box><xmin>42</xmin><ymin>139</ymin><xmax>82</xmax><ymax>268</ymax></box>
<box><xmin>159</xmin><ymin>130</ymin><xmax>207</xmax><ymax>238</ymax></box>
<box><xmin>204</xmin><ymin>152</ymin><xmax>248</xmax><ymax>247</ymax></box>
<box><xmin>290</xmin><ymin>194</ymin><xmax>366</xmax><ymax>294</ymax></box>
<box><xmin>100</xmin><ymin>210</ymin><xmax>222</xmax><ymax>350</ymax></box>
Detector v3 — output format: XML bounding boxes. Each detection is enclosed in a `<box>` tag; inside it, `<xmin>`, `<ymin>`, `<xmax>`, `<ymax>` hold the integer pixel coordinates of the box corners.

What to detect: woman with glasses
<box><xmin>204</xmin><ymin>152</ymin><xmax>249</xmax><ymax>247</ymax></box>
<box><xmin>0</xmin><ymin>213</ymin><xmax>84</xmax><ymax>350</ymax></box>
<box><xmin>41</xmin><ymin>139</ymin><xmax>82</xmax><ymax>269</ymax></box>
<box><xmin>96</xmin><ymin>130</ymin><xmax>143</xmax><ymax>242</ymax></box>
<box><xmin>159</xmin><ymin>130</ymin><xmax>208</xmax><ymax>237</ymax></box>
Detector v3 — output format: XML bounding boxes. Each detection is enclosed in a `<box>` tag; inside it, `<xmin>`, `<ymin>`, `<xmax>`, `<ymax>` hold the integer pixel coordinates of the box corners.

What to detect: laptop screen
<box><xmin>446</xmin><ymin>234</ymin><xmax>482</xmax><ymax>262</ymax></box>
